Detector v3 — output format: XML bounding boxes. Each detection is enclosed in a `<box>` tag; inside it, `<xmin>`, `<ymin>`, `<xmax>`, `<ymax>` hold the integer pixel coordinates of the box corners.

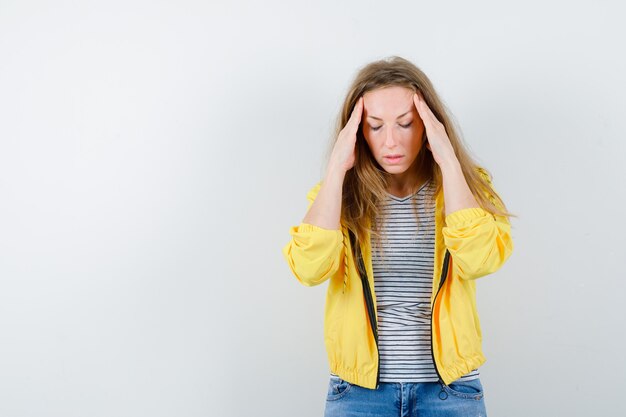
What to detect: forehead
<box><xmin>363</xmin><ymin>86</ymin><xmax>414</xmax><ymax>118</ymax></box>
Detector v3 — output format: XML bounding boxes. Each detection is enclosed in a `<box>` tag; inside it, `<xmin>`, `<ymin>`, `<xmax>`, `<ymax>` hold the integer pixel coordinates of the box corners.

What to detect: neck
<box><xmin>387</xmin><ymin>171</ymin><xmax>429</xmax><ymax>197</ymax></box>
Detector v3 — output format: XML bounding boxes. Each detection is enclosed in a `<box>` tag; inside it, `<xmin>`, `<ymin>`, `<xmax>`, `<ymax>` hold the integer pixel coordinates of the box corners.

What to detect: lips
<box><xmin>384</xmin><ymin>155</ymin><xmax>404</xmax><ymax>164</ymax></box>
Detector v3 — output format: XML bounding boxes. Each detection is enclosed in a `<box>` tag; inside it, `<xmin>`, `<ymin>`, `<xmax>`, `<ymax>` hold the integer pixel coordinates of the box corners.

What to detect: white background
<box><xmin>1</xmin><ymin>1</ymin><xmax>624</xmax><ymax>416</ymax></box>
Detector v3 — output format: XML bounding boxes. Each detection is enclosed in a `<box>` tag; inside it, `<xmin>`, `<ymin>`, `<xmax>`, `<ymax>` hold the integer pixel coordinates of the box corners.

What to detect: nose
<box><xmin>384</xmin><ymin>126</ymin><xmax>398</xmax><ymax>148</ymax></box>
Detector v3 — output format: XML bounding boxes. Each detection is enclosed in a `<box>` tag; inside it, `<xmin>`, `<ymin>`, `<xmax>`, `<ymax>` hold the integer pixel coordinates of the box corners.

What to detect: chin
<box><xmin>383</xmin><ymin>165</ymin><xmax>408</xmax><ymax>174</ymax></box>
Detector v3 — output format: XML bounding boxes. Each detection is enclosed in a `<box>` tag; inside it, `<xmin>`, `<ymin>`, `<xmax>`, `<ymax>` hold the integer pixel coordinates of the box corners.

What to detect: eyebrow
<box><xmin>366</xmin><ymin>109</ymin><xmax>412</xmax><ymax>121</ymax></box>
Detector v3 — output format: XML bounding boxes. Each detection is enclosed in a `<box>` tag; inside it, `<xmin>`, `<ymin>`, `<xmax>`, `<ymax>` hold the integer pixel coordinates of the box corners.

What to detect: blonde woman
<box><xmin>282</xmin><ymin>56</ymin><xmax>514</xmax><ymax>416</ymax></box>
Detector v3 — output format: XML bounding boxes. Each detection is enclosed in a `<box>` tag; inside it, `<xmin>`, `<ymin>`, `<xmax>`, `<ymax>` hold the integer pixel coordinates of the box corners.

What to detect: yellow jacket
<box><xmin>281</xmin><ymin>168</ymin><xmax>514</xmax><ymax>389</ymax></box>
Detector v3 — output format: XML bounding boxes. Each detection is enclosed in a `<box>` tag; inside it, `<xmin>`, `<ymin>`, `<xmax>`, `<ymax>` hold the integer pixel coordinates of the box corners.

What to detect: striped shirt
<box><xmin>331</xmin><ymin>178</ymin><xmax>479</xmax><ymax>383</ymax></box>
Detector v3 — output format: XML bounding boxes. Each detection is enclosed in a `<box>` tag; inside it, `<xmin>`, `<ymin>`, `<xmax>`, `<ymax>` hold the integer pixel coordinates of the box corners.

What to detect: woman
<box><xmin>282</xmin><ymin>56</ymin><xmax>514</xmax><ymax>416</ymax></box>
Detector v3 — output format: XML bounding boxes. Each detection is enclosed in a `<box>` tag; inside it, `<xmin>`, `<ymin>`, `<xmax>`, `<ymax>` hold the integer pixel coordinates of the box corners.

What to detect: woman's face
<box><xmin>361</xmin><ymin>86</ymin><xmax>425</xmax><ymax>176</ymax></box>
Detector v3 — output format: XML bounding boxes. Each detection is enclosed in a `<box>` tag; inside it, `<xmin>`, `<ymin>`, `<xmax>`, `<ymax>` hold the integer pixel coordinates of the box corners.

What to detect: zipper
<box><xmin>349</xmin><ymin>231</ymin><xmax>381</xmax><ymax>389</ymax></box>
<box><xmin>430</xmin><ymin>249</ymin><xmax>451</xmax><ymax>385</ymax></box>
<box><xmin>349</xmin><ymin>233</ymin><xmax>450</xmax><ymax>390</ymax></box>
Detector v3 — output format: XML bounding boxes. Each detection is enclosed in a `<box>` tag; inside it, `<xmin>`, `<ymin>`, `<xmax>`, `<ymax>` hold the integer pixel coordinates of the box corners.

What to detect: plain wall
<box><xmin>1</xmin><ymin>1</ymin><xmax>624</xmax><ymax>416</ymax></box>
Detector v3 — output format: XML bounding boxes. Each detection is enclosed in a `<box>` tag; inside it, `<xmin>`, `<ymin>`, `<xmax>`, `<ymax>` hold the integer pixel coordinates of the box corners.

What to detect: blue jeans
<box><xmin>324</xmin><ymin>375</ymin><xmax>487</xmax><ymax>417</ymax></box>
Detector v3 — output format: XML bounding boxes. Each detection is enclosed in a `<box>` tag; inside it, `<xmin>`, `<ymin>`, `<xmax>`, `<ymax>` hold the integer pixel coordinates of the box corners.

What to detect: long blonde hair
<box><xmin>323</xmin><ymin>56</ymin><xmax>516</xmax><ymax>248</ymax></box>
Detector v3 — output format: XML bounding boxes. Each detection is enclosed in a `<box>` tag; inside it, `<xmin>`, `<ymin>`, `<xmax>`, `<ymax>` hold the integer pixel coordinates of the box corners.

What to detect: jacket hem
<box><xmin>329</xmin><ymin>362</ymin><xmax>378</xmax><ymax>390</ymax></box>
<box><xmin>439</xmin><ymin>353</ymin><xmax>486</xmax><ymax>385</ymax></box>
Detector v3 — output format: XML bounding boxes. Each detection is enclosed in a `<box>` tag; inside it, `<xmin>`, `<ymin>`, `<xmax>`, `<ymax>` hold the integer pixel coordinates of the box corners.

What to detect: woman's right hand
<box><xmin>328</xmin><ymin>96</ymin><xmax>364</xmax><ymax>174</ymax></box>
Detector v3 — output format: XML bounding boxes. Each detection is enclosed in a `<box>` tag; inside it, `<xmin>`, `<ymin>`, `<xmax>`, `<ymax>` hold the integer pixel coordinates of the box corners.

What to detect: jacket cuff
<box><xmin>294</xmin><ymin>223</ymin><xmax>342</xmax><ymax>233</ymax></box>
<box><xmin>445</xmin><ymin>207</ymin><xmax>489</xmax><ymax>228</ymax></box>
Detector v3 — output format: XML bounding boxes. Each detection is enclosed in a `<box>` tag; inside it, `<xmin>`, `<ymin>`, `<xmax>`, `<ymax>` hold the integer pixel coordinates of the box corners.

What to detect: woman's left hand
<box><xmin>413</xmin><ymin>91</ymin><xmax>457</xmax><ymax>167</ymax></box>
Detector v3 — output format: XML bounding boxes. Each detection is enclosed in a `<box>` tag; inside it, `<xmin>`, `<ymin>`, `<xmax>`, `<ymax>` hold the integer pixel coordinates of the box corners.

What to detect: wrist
<box><xmin>439</xmin><ymin>156</ymin><xmax>462</xmax><ymax>175</ymax></box>
<box><xmin>325</xmin><ymin>164</ymin><xmax>347</xmax><ymax>181</ymax></box>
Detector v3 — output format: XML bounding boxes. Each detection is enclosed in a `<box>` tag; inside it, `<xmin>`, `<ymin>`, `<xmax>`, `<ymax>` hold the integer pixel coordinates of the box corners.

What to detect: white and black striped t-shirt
<box><xmin>331</xmin><ymin>178</ymin><xmax>479</xmax><ymax>383</ymax></box>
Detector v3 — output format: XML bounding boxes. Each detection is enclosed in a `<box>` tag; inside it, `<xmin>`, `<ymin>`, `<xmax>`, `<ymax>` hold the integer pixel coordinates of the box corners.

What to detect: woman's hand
<box><xmin>413</xmin><ymin>91</ymin><xmax>481</xmax><ymax>215</ymax></box>
<box><xmin>413</xmin><ymin>91</ymin><xmax>457</xmax><ymax>167</ymax></box>
<box><xmin>328</xmin><ymin>96</ymin><xmax>363</xmax><ymax>174</ymax></box>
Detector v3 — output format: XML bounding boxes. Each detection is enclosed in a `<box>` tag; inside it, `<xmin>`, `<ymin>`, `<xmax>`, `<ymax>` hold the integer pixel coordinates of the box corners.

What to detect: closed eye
<box><xmin>370</xmin><ymin>122</ymin><xmax>412</xmax><ymax>131</ymax></box>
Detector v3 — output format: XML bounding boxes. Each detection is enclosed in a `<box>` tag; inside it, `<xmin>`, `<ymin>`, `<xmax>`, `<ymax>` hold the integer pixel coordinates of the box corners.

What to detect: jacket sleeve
<box><xmin>442</xmin><ymin>168</ymin><xmax>514</xmax><ymax>280</ymax></box>
<box><xmin>281</xmin><ymin>182</ymin><xmax>345</xmax><ymax>287</ymax></box>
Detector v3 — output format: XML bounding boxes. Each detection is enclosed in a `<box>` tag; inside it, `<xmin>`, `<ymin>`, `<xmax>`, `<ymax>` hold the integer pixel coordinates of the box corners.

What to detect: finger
<box><xmin>413</xmin><ymin>92</ymin><xmax>430</xmax><ymax>120</ymax></box>
<box><xmin>355</xmin><ymin>96</ymin><xmax>363</xmax><ymax>120</ymax></box>
<box><xmin>414</xmin><ymin>92</ymin><xmax>440</xmax><ymax>126</ymax></box>
<box><xmin>348</xmin><ymin>97</ymin><xmax>364</xmax><ymax>129</ymax></box>
<box><xmin>413</xmin><ymin>93</ymin><xmax>433</xmax><ymax>128</ymax></box>
<box><xmin>413</xmin><ymin>93</ymin><xmax>423</xmax><ymax>116</ymax></box>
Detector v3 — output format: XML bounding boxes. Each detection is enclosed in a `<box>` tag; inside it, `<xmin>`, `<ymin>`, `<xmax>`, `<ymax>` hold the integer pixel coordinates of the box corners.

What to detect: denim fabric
<box><xmin>324</xmin><ymin>375</ymin><xmax>487</xmax><ymax>417</ymax></box>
